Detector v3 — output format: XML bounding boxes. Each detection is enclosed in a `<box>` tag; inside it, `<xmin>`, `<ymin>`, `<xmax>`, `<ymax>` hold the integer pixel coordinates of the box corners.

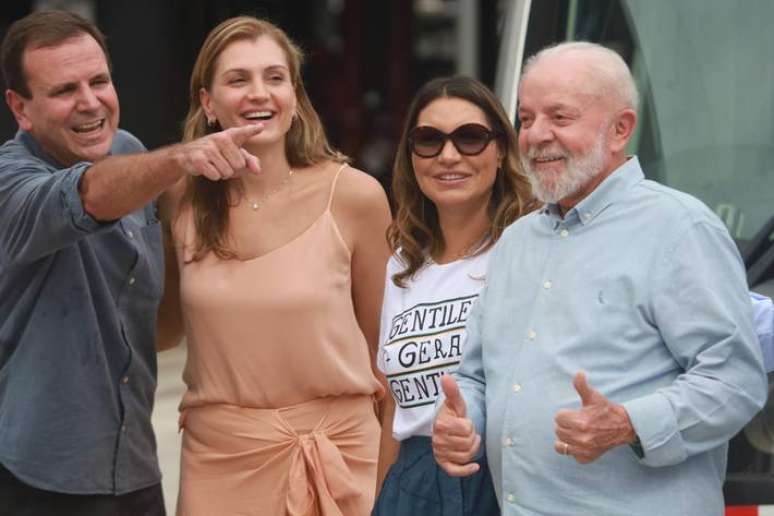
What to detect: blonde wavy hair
<box><xmin>388</xmin><ymin>75</ymin><xmax>539</xmax><ymax>287</ymax></box>
<box><xmin>181</xmin><ymin>16</ymin><xmax>346</xmax><ymax>260</ymax></box>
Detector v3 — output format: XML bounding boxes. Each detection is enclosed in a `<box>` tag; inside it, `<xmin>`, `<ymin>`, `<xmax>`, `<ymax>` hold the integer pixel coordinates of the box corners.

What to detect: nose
<box><xmin>522</xmin><ymin>116</ymin><xmax>554</xmax><ymax>149</ymax></box>
<box><xmin>246</xmin><ymin>79</ymin><xmax>269</xmax><ymax>100</ymax></box>
<box><xmin>75</xmin><ymin>85</ymin><xmax>100</xmax><ymax>111</ymax></box>
<box><xmin>437</xmin><ymin>139</ymin><xmax>461</xmax><ymax>163</ymax></box>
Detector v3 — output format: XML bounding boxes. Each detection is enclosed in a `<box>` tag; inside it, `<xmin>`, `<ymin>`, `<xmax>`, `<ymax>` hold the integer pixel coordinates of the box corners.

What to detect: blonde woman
<box><xmin>159</xmin><ymin>16</ymin><xmax>390</xmax><ymax>515</ymax></box>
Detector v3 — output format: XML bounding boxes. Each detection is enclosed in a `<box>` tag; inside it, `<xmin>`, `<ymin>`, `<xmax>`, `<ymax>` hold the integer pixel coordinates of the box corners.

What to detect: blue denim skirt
<box><xmin>372</xmin><ymin>436</ymin><xmax>500</xmax><ymax>516</ymax></box>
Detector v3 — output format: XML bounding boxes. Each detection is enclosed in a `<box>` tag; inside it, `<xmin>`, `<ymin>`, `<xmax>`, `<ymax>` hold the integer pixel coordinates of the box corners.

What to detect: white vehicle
<box><xmin>495</xmin><ymin>0</ymin><xmax>774</xmax><ymax>513</ymax></box>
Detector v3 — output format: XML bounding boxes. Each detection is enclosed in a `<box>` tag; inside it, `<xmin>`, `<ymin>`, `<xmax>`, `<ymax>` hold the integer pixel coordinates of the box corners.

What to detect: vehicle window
<box><xmin>522</xmin><ymin>0</ymin><xmax>774</xmax><ymax>244</ymax></box>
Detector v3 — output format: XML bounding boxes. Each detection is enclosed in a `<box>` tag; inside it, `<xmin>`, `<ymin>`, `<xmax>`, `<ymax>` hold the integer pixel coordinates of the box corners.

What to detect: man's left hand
<box><xmin>554</xmin><ymin>372</ymin><xmax>637</xmax><ymax>464</ymax></box>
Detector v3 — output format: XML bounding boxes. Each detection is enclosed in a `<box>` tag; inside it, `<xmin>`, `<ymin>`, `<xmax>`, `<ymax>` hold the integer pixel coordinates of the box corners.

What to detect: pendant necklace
<box><xmin>245</xmin><ymin>169</ymin><xmax>294</xmax><ymax>211</ymax></box>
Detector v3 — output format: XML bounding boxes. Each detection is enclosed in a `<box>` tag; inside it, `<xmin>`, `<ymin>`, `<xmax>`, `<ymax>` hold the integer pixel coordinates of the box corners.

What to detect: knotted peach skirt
<box><xmin>177</xmin><ymin>395</ymin><xmax>379</xmax><ymax>516</ymax></box>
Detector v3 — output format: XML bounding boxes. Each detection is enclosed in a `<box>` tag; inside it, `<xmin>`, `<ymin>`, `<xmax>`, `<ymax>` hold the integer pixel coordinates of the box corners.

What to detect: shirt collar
<box><xmin>16</xmin><ymin>129</ymin><xmax>66</xmax><ymax>169</ymax></box>
<box><xmin>15</xmin><ymin>129</ymin><xmax>104</xmax><ymax>170</ymax></box>
<box><xmin>542</xmin><ymin>156</ymin><xmax>645</xmax><ymax>225</ymax></box>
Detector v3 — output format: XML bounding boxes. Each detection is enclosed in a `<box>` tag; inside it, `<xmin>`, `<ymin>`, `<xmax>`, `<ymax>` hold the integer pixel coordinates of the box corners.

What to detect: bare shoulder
<box><xmin>329</xmin><ymin>164</ymin><xmax>391</xmax><ymax>249</ymax></box>
<box><xmin>332</xmin><ymin>164</ymin><xmax>389</xmax><ymax>215</ymax></box>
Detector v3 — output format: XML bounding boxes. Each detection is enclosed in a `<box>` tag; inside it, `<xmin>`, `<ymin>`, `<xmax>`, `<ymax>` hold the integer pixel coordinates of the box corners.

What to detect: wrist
<box><xmin>615</xmin><ymin>403</ymin><xmax>637</xmax><ymax>444</ymax></box>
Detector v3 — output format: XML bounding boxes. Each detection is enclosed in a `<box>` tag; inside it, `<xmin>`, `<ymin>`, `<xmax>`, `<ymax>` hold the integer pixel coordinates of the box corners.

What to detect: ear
<box><xmin>198</xmin><ymin>87</ymin><xmax>214</xmax><ymax>120</ymax></box>
<box><xmin>608</xmin><ymin>108</ymin><xmax>637</xmax><ymax>153</ymax></box>
<box><xmin>5</xmin><ymin>89</ymin><xmax>32</xmax><ymax>131</ymax></box>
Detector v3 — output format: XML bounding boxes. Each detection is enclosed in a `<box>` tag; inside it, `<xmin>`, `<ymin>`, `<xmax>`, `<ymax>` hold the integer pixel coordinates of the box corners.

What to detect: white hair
<box><xmin>521</xmin><ymin>41</ymin><xmax>639</xmax><ymax>112</ymax></box>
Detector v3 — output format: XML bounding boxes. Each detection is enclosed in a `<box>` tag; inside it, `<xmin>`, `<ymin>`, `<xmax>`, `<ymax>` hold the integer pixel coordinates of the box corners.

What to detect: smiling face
<box><xmin>517</xmin><ymin>54</ymin><xmax>617</xmax><ymax>206</ymax></box>
<box><xmin>200</xmin><ymin>35</ymin><xmax>297</xmax><ymax>148</ymax></box>
<box><xmin>6</xmin><ymin>34</ymin><xmax>119</xmax><ymax>166</ymax></box>
<box><xmin>411</xmin><ymin>97</ymin><xmax>501</xmax><ymax>215</ymax></box>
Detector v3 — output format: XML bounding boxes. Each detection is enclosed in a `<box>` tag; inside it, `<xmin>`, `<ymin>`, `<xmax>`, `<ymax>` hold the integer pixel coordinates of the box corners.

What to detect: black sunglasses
<box><xmin>408</xmin><ymin>123</ymin><xmax>500</xmax><ymax>158</ymax></box>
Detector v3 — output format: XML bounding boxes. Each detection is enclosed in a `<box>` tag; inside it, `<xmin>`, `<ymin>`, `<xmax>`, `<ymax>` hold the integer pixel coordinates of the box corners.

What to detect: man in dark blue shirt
<box><xmin>0</xmin><ymin>10</ymin><xmax>263</xmax><ymax>516</ymax></box>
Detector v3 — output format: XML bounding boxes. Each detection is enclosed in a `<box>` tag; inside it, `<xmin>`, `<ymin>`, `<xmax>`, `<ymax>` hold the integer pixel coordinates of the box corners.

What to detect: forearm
<box><xmin>631</xmin><ymin>221</ymin><xmax>769</xmax><ymax>466</ymax></box>
<box><xmin>623</xmin><ymin>363</ymin><xmax>765</xmax><ymax>467</ymax></box>
<box><xmin>447</xmin><ymin>297</ymin><xmax>488</xmax><ymax>440</ymax></box>
<box><xmin>80</xmin><ymin>124</ymin><xmax>263</xmax><ymax>221</ymax></box>
<box><xmin>450</xmin><ymin>369</ymin><xmax>487</xmax><ymax>441</ymax></box>
<box><xmin>80</xmin><ymin>145</ymin><xmax>185</xmax><ymax>221</ymax></box>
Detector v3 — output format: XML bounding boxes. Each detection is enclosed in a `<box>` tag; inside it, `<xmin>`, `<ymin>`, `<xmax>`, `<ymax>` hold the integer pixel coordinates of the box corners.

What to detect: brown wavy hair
<box><xmin>388</xmin><ymin>75</ymin><xmax>539</xmax><ymax>287</ymax></box>
<box><xmin>181</xmin><ymin>16</ymin><xmax>346</xmax><ymax>260</ymax></box>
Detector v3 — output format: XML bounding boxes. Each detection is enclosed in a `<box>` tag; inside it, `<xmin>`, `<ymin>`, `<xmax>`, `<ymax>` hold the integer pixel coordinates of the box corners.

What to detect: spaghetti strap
<box><xmin>326</xmin><ymin>163</ymin><xmax>349</xmax><ymax>210</ymax></box>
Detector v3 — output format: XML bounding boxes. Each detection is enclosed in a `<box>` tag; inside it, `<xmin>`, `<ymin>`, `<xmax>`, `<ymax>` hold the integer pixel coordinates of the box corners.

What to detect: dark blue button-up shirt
<box><xmin>0</xmin><ymin>130</ymin><xmax>163</xmax><ymax>494</ymax></box>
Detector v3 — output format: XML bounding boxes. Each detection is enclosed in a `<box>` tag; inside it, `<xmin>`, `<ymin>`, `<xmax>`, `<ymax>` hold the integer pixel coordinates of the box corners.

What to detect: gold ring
<box><xmin>563</xmin><ymin>442</ymin><xmax>570</xmax><ymax>455</ymax></box>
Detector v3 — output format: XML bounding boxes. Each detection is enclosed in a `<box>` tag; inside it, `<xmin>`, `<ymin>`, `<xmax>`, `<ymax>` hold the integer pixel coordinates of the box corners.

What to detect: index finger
<box><xmin>240</xmin><ymin>148</ymin><xmax>261</xmax><ymax>175</ymax></box>
<box><xmin>227</xmin><ymin>123</ymin><xmax>264</xmax><ymax>146</ymax></box>
<box><xmin>554</xmin><ymin>408</ymin><xmax>578</xmax><ymax>429</ymax></box>
<box><xmin>437</xmin><ymin>459</ymin><xmax>480</xmax><ymax>478</ymax></box>
<box><xmin>435</xmin><ymin>411</ymin><xmax>476</xmax><ymax>438</ymax></box>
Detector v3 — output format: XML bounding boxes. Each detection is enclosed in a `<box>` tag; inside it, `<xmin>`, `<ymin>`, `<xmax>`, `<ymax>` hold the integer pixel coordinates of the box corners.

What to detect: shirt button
<box><xmin>121</xmin><ymin>424</ymin><xmax>127</xmax><ymax>432</ymax></box>
<box><xmin>507</xmin><ymin>494</ymin><xmax>515</xmax><ymax>503</ymax></box>
<box><xmin>543</xmin><ymin>280</ymin><xmax>552</xmax><ymax>289</ymax></box>
<box><xmin>128</xmin><ymin>277</ymin><xmax>136</xmax><ymax>286</ymax></box>
<box><xmin>503</xmin><ymin>437</ymin><xmax>513</xmax><ymax>447</ymax></box>
<box><xmin>582</xmin><ymin>212</ymin><xmax>591</xmax><ymax>221</ymax></box>
<box><xmin>127</xmin><ymin>230</ymin><xmax>134</xmax><ymax>239</ymax></box>
<box><xmin>527</xmin><ymin>329</ymin><xmax>536</xmax><ymax>340</ymax></box>
<box><xmin>512</xmin><ymin>383</ymin><xmax>521</xmax><ymax>393</ymax></box>
<box><xmin>560</xmin><ymin>229</ymin><xmax>569</xmax><ymax>238</ymax></box>
<box><xmin>121</xmin><ymin>376</ymin><xmax>129</xmax><ymax>384</ymax></box>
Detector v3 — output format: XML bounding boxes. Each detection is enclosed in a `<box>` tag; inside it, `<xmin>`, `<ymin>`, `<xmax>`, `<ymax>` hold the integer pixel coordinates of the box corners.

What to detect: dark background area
<box><xmin>0</xmin><ymin>0</ymin><xmax>505</xmax><ymax>193</ymax></box>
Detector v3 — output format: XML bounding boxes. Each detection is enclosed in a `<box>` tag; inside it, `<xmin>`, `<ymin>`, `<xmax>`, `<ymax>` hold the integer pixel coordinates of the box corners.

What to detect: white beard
<box><xmin>521</xmin><ymin>136</ymin><xmax>606</xmax><ymax>204</ymax></box>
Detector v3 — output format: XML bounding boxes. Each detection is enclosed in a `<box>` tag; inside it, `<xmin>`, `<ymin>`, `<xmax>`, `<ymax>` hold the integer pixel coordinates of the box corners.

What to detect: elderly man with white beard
<box><xmin>430</xmin><ymin>41</ymin><xmax>768</xmax><ymax>516</ymax></box>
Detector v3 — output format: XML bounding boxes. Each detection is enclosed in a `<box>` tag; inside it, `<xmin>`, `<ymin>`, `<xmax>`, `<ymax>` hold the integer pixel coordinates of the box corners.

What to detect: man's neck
<box><xmin>557</xmin><ymin>155</ymin><xmax>627</xmax><ymax>216</ymax></box>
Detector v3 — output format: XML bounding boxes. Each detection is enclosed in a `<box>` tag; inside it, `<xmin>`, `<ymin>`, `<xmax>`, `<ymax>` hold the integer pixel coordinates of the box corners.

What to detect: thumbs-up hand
<box><xmin>173</xmin><ymin>123</ymin><xmax>264</xmax><ymax>181</ymax></box>
<box><xmin>554</xmin><ymin>372</ymin><xmax>637</xmax><ymax>464</ymax></box>
<box><xmin>431</xmin><ymin>374</ymin><xmax>481</xmax><ymax>477</ymax></box>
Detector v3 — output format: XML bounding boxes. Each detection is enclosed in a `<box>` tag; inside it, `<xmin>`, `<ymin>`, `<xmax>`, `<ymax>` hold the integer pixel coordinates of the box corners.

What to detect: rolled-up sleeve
<box><xmin>60</xmin><ymin>163</ymin><xmax>103</xmax><ymax>231</ymax></box>
<box><xmin>623</xmin><ymin>220</ymin><xmax>767</xmax><ymax>467</ymax></box>
<box><xmin>0</xmin><ymin>160</ymin><xmax>113</xmax><ymax>265</ymax></box>
<box><xmin>751</xmin><ymin>292</ymin><xmax>774</xmax><ymax>372</ymax></box>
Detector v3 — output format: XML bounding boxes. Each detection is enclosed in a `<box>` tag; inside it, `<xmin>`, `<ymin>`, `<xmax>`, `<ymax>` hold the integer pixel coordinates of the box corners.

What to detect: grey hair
<box><xmin>521</xmin><ymin>41</ymin><xmax>639</xmax><ymax>112</ymax></box>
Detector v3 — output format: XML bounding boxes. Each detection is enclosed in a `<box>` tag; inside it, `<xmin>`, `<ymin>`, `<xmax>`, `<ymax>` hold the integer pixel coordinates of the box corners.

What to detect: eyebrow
<box><xmin>47</xmin><ymin>82</ymin><xmax>76</xmax><ymax>95</ymax></box>
<box><xmin>518</xmin><ymin>102</ymin><xmax>581</xmax><ymax>114</ymax></box>
<box><xmin>47</xmin><ymin>72</ymin><xmax>110</xmax><ymax>95</ymax></box>
<box><xmin>548</xmin><ymin>103</ymin><xmax>581</xmax><ymax>114</ymax></box>
<box><xmin>221</xmin><ymin>64</ymin><xmax>290</xmax><ymax>75</ymax></box>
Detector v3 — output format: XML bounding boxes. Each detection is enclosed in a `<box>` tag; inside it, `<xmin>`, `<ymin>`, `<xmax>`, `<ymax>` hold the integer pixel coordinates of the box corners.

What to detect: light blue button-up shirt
<box><xmin>752</xmin><ymin>293</ymin><xmax>774</xmax><ymax>371</ymax></box>
<box><xmin>452</xmin><ymin>157</ymin><xmax>767</xmax><ymax>515</ymax></box>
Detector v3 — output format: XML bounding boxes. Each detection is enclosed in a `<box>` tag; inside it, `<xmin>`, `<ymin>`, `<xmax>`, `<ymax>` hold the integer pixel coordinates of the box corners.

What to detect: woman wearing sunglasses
<box><xmin>373</xmin><ymin>76</ymin><xmax>539</xmax><ymax>515</ymax></box>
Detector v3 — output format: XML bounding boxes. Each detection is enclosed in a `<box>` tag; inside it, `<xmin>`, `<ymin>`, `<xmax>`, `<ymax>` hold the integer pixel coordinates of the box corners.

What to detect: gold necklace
<box><xmin>442</xmin><ymin>234</ymin><xmax>488</xmax><ymax>262</ymax></box>
<box><xmin>245</xmin><ymin>169</ymin><xmax>294</xmax><ymax>211</ymax></box>
<box><xmin>450</xmin><ymin>240</ymin><xmax>483</xmax><ymax>260</ymax></box>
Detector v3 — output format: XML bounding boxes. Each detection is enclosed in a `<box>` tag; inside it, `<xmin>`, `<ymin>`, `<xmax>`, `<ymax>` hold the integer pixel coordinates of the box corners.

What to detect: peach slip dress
<box><xmin>174</xmin><ymin>164</ymin><xmax>384</xmax><ymax>516</ymax></box>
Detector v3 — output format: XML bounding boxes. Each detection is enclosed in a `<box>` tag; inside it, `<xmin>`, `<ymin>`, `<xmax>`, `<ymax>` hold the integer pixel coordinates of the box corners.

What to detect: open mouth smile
<box><xmin>242</xmin><ymin>110</ymin><xmax>274</xmax><ymax>122</ymax></box>
<box><xmin>72</xmin><ymin>119</ymin><xmax>105</xmax><ymax>134</ymax></box>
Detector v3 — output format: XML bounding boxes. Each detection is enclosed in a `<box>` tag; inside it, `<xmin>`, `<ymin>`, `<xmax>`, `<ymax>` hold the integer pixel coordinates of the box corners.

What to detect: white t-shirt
<box><xmin>377</xmin><ymin>251</ymin><xmax>490</xmax><ymax>440</ymax></box>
